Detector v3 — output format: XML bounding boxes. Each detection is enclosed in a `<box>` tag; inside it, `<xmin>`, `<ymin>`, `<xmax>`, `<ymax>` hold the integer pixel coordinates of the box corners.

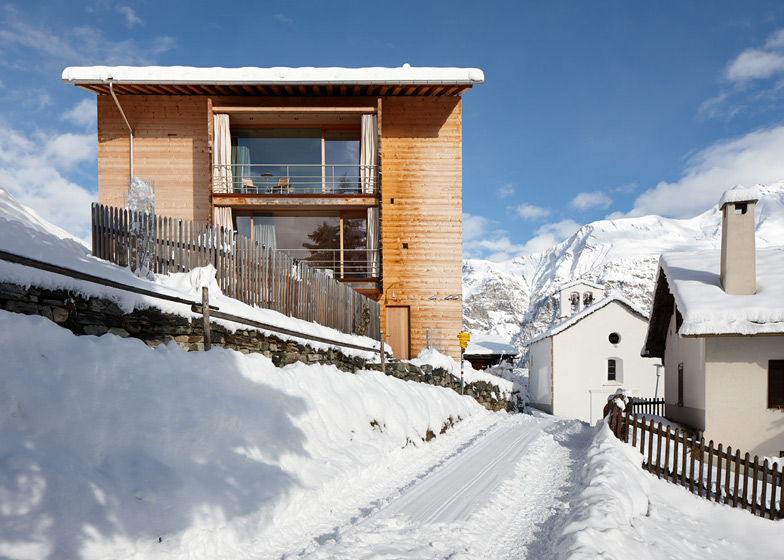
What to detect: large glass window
<box><xmin>231</xmin><ymin>128</ymin><xmax>360</xmax><ymax>193</ymax></box>
<box><xmin>235</xmin><ymin>211</ymin><xmax>371</xmax><ymax>278</ymax></box>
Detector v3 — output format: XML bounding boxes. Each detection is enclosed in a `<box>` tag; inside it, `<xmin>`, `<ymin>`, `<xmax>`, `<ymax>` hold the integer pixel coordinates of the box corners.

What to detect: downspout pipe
<box><xmin>108</xmin><ymin>80</ymin><xmax>134</xmax><ymax>179</ymax></box>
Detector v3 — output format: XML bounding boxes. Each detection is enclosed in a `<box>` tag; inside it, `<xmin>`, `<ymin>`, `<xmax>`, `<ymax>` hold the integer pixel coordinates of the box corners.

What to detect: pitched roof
<box><xmin>464</xmin><ymin>333</ymin><xmax>518</xmax><ymax>356</ymax></box>
<box><xmin>642</xmin><ymin>247</ymin><xmax>784</xmax><ymax>357</ymax></box>
<box><xmin>62</xmin><ymin>65</ymin><xmax>484</xmax><ymax>97</ymax></box>
<box><xmin>558</xmin><ymin>278</ymin><xmax>604</xmax><ymax>292</ymax></box>
<box><xmin>526</xmin><ymin>295</ymin><xmax>648</xmax><ymax>346</ymax></box>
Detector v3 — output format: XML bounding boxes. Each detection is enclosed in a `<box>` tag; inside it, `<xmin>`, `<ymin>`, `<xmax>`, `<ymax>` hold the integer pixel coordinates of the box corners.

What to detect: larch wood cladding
<box><xmin>97</xmin><ymin>95</ymin><xmax>211</xmax><ymax>223</ymax></box>
<box><xmin>378</xmin><ymin>96</ymin><xmax>463</xmax><ymax>360</ymax></box>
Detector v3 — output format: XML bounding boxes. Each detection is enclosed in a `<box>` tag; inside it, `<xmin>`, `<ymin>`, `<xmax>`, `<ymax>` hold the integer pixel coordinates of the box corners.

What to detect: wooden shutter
<box><xmin>769</xmin><ymin>360</ymin><xmax>784</xmax><ymax>409</ymax></box>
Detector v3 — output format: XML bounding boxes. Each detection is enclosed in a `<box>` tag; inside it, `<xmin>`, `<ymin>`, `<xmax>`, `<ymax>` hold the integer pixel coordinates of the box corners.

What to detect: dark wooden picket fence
<box><xmin>608</xmin><ymin>402</ymin><xmax>783</xmax><ymax>520</ymax></box>
<box><xmin>631</xmin><ymin>397</ymin><xmax>665</xmax><ymax>417</ymax></box>
<box><xmin>91</xmin><ymin>203</ymin><xmax>380</xmax><ymax>339</ymax></box>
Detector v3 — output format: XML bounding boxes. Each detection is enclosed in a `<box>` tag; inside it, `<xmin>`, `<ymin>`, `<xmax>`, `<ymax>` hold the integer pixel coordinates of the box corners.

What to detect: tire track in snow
<box><xmin>298</xmin><ymin>413</ymin><xmax>593</xmax><ymax>559</ymax></box>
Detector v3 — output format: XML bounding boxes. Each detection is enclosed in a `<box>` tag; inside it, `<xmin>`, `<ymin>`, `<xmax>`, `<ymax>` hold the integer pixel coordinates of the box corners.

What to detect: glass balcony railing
<box><xmin>213</xmin><ymin>164</ymin><xmax>378</xmax><ymax>195</ymax></box>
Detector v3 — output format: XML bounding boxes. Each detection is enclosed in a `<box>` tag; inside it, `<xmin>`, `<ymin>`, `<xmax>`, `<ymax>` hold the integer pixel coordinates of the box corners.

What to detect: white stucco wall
<box><xmin>663</xmin><ymin>307</ymin><xmax>706</xmax><ymax>431</ymax></box>
<box><xmin>528</xmin><ymin>337</ymin><xmax>553</xmax><ymax>414</ymax></box>
<box><xmin>704</xmin><ymin>336</ymin><xmax>784</xmax><ymax>457</ymax></box>
<box><xmin>551</xmin><ymin>301</ymin><xmax>661</xmax><ymax>424</ymax></box>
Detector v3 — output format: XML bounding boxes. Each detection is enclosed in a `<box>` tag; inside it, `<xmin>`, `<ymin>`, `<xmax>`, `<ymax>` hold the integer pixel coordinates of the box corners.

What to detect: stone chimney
<box><xmin>718</xmin><ymin>185</ymin><xmax>759</xmax><ymax>295</ymax></box>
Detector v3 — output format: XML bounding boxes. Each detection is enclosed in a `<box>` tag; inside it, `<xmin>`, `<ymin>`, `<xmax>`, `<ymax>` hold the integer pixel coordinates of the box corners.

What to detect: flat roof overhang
<box><xmin>62</xmin><ymin>65</ymin><xmax>483</xmax><ymax>97</ymax></box>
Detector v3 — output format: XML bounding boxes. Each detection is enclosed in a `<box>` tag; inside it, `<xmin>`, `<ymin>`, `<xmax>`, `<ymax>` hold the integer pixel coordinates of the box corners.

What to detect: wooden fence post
<box><xmin>379</xmin><ymin>329</ymin><xmax>385</xmax><ymax>374</ymax></box>
<box><xmin>202</xmin><ymin>286</ymin><xmax>211</xmax><ymax>351</ymax></box>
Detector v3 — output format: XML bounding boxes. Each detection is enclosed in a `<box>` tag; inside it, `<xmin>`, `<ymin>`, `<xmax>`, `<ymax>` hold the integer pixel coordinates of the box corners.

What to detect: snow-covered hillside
<box><xmin>463</xmin><ymin>182</ymin><xmax>784</xmax><ymax>360</ymax></box>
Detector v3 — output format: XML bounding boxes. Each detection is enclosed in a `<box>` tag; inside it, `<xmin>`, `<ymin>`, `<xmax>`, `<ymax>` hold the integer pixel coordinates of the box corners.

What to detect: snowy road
<box><xmin>284</xmin><ymin>412</ymin><xmax>593</xmax><ymax>559</ymax></box>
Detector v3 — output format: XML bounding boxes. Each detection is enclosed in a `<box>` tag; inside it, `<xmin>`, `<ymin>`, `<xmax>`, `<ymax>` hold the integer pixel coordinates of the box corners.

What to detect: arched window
<box><xmin>570</xmin><ymin>292</ymin><xmax>580</xmax><ymax>314</ymax></box>
<box><xmin>583</xmin><ymin>292</ymin><xmax>594</xmax><ymax>306</ymax></box>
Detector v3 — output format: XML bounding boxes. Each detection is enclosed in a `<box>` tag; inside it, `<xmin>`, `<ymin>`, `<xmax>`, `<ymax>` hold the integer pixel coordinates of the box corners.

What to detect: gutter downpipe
<box><xmin>108</xmin><ymin>80</ymin><xmax>134</xmax><ymax>179</ymax></box>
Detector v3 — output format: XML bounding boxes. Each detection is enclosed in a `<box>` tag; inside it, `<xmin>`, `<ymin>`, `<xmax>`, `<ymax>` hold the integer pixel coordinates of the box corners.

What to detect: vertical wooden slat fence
<box><xmin>91</xmin><ymin>203</ymin><xmax>380</xmax><ymax>338</ymax></box>
<box><xmin>608</xmin><ymin>402</ymin><xmax>783</xmax><ymax>520</ymax></box>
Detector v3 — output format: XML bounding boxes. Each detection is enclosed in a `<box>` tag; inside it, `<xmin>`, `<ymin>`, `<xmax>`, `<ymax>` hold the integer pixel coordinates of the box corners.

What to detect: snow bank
<box><xmin>554</xmin><ymin>422</ymin><xmax>651</xmax><ymax>559</ymax></box>
<box><xmin>410</xmin><ymin>347</ymin><xmax>514</xmax><ymax>395</ymax></box>
<box><xmin>0</xmin><ymin>310</ymin><xmax>486</xmax><ymax>559</ymax></box>
<box><xmin>0</xmin><ymin>188</ymin><xmax>381</xmax><ymax>359</ymax></box>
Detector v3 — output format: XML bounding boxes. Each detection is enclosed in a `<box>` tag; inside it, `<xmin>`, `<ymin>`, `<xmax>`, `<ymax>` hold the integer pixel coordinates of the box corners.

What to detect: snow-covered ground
<box><xmin>1</xmin><ymin>189</ymin><xmax>782</xmax><ymax>559</ymax></box>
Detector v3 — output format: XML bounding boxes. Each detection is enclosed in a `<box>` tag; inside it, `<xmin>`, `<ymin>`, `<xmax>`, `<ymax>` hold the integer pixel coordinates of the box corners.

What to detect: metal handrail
<box><xmin>278</xmin><ymin>248</ymin><xmax>380</xmax><ymax>279</ymax></box>
<box><xmin>212</xmin><ymin>163</ymin><xmax>378</xmax><ymax>195</ymax></box>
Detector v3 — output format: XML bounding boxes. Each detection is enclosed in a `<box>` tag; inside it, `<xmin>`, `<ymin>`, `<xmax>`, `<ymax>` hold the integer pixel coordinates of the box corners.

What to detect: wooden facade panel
<box><xmin>379</xmin><ymin>96</ymin><xmax>463</xmax><ymax>359</ymax></box>
<box><xmin>97</xmin><ymin>95</ymin><xmax>211</xmax><ymax>223</ymax></box>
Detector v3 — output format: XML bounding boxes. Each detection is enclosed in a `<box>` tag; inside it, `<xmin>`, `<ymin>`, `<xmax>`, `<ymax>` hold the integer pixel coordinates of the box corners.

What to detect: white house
<box><xmin>642</xmin><ymin>185</ymin><xmax>784</xmax><ymax>457</ymax></box>
<box><xmin>527</xmin><ymin>286</ymin><xmax>662</xmax><ymax>424</ymax></box>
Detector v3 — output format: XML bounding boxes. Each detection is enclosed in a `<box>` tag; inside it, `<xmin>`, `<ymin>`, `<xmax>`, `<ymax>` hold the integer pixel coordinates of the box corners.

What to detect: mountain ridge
<box><xmin>462</xmin><ymin>182</ymin><xmax>784</xmax><ymax>362</ymax></box>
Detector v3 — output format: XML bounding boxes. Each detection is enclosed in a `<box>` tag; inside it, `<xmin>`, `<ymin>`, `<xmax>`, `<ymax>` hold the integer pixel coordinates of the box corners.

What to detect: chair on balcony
<box><xmin>241</xmin><ymin>178</ymin><xmax>255</xmax><ymax>193</ymax></box>
<box><xmin>272</xmin><ymin>178</ymin><xmax>289</xmax><ymax>194</ymax></box>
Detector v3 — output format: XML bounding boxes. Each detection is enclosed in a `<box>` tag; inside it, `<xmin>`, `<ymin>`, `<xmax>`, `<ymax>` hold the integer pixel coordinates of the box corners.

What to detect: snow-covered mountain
<box><xmin>463</xmin><ymin>182</ymin><xmax>784</xmax><ymax>361</ymax></box>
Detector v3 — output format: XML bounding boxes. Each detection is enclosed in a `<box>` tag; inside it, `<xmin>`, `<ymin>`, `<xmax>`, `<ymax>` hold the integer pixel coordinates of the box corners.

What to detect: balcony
<box><xmin>213</xmin><ymin>164</ymin><xmax>378</xmax><ymax>196</ymax></box>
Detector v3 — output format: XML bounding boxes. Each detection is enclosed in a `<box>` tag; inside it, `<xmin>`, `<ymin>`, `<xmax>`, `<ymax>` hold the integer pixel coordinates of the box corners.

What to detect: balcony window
<box><xmin>235</xmin><ymin>210</ymin><xmax>375</xmax><ymax>279</ymax></box>
<box><xmin>229</xmin><ymin>127</ymin><xmax>364</xmax><ymax>194</ymax></box>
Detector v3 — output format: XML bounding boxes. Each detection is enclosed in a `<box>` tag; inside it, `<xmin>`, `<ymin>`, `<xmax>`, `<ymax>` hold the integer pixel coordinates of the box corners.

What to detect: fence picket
<box><xmin>760</xmin><ymin>460</ymin><xmax>769</xmax><ymax>519</ymax></box>
<box><xmin>751</xmin><ymin>456</ymin><xmax>760</xmax><ymax>516</ymax></box>
<box><xmin>706</xmin><ymin>441</ymin><xmax>714</xmax><ymax>500</ymax></box>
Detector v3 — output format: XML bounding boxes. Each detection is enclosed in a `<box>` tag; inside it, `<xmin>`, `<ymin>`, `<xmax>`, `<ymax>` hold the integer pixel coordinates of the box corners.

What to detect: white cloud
<box><xmin>515</xmin><ymin>203</ymin><xmax>550</xmax><ymax>220</ymax></box>
<box><xmin>0</xmin><ymin>6</ymin><xmax>174</xmax><ymax>67</ymax></box>
<box><xmin>462</xmin><ymin>212</ymin><xmax>582</xmax><ymax>261</ymax></box>
<box><xmin>61</xmin><ymin>99</ymin><xmax>96</xmax><ymax>129</ymax></box>
<box><xmin>628</xmin><ymin>125</ymin><xmax>784</xmax><ymax>218</ymax></box>
<box><xmin>497</xmin><ymin>183</ymin><xmax>514</xmax><ymax>198</ymax></box>
<box><xmin>273</xmin><ymin>14</ymin><xmax>293</xmax><ymax>24</ymax></box>
<box><xmin>117</xmin><ymin>6</ymin><xmax>143</xmax><ymax>28</ymax></box>
<box><xmin>520</xmin><ymin>219</ymin><xmax>582</xmax><ymax>254</ymax></box>
<box><xmin>726</xmin><ymin>49</ymin><xmax>784</xmax><ymax>83</ymax></box>
<box><xmin>0</xmin><ymin>123</ymin><xmax>96</xmax><ymax>240</ymax></box>
<box><xmin>570</xmin><ymin>191</ymin><xmax>612</xmax><ymax>211</ymax></box>
<box><xmin>462</xmin><ymin>212</ymin><xmax>492</xmax><ymax>242</ymax></box>
<box><xmin>44</xmin><ymin>133</ymin><xmax>96</xmax><ymax>169</ymax></box>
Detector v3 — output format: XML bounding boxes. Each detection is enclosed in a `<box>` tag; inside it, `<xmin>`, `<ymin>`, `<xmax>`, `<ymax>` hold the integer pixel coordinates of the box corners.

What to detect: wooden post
<box><xmin>715</xmin><ymin>443</ymin><xmax>723</xmax><ymax>503</ymax></box>
<box><xmin>697</xmin><ymin>439</ymin><xmax>706</xmax><ymax>497</ymax></box>
<box><xmin>664</xmin><ymin>425</ymin><xmax>671</xmax><ymax>481</ymax></box>
<box><xmin>760</xmin><ymin>459</ymin><xmax>769</xmax><ymax>519</ymax></box>
<box><xmin>379</xmin><ymin>329</ymin><xmax>385</xmax><ymax>374</ymax></box>
<box><xmin>733</xmin><ymin>449</ymin><xmax>741</xmax><ymax>507</ymax></box>
<box><xmin>751</xmin><ymin>456</ymin><xmax>760</xmax><ymax>516</ymax></box>
<box><xmin>706</xmin><ymin>441</ymin><xmax>714</xmax><ymax>501</ymax></box>
<box><xmin>723</xmin><ymin>446</ymin><xmax>733</xmax><ymax>505</ymax></box>
<box><xmin>202</xmin><ymin>286</ymin><xmax>211</xmax><ymax>351</ymax></box>
<box><xmin>741</xmin><ymin>452</ymin><xmax>751</xmax><ymax>510</ymax></box>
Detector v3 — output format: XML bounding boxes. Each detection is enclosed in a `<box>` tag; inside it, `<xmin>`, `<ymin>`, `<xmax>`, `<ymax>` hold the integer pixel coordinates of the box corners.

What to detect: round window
<box><xmin>609</xmin><ymin>332</ymin><xmax>621</xmax><ymax>344</ymax></box>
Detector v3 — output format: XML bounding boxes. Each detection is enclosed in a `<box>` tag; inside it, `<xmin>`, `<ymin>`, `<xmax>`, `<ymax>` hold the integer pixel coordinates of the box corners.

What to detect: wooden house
<box><xmin>62</xmin><ymin>65</ymin><xmax>483</xmax><ymax>360</ymax></box>
<box><xmin>642</xmin><ymin>186</ymin><xmax>784</xmax><ymax>457</ymax></box>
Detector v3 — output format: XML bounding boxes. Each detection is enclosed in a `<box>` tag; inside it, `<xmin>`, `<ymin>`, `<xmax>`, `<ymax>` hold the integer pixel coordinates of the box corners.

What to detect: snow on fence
<box><xmin>91</xmin><ymin>203</ymin><xmax>380</xmax><ymax>339</ymax></box>
<box><xmin>608</xmin><ymin>402</ymin><xmax>783</xmax><ymax>520</ymax></box>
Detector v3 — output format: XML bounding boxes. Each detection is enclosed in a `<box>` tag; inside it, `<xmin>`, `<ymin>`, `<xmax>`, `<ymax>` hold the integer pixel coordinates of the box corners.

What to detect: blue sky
<box><xmin>3</xmin><ymin>1</ymin><xmax>784</xmax><ymax>260</ymax></box>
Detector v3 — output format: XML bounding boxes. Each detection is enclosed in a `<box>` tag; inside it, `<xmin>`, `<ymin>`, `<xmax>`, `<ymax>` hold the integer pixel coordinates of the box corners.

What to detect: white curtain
<box><xmin>212</xmin><ymin>114</ymin><xmax>233</xmax><ymax>229</ymax></box>
<box><xmin>360</xmin><ymin>114</ymin><xmax>377</xmax><ymax>195</ymax></box>
<box><xmin>253</xmin><ymin>214</ymin><xmax>277</xmax><ymax>249</ymax></box>
<box><xmin>212</xmin><ymin>114</ymin><xmax>231</xmax><ymax>193</ymax></box>
<box><xmin>361</xmin><ymin>114</ymin><xmax>379</xmax><ymax>277</ymax></box>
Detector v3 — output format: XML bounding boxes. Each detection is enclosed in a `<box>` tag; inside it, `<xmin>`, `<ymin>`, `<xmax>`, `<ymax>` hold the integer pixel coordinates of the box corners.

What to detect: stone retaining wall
<box><xmin>0</xmin><ymin>282</ymin><xmax>519</xmax><ymax>412</ymax></box>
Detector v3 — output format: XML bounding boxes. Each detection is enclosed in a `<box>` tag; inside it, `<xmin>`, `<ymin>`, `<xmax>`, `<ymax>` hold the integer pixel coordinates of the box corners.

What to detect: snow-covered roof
<box><xmin>463</xmin><ymin>333</ymin><xmax>517</xmax><ymax>356</ymax></box>
<box><xmin>62</xmin><ymin>65</ymin><xmax>484</xmax><ymax>86</ymax></box>
<box><xmin>659</xmin><ymin>247</ymin><xmax>784</xmax><ymax>337</ymax></box>
<box><xmin>526</xmin><ymin>295</ymin><xmax>648</xmax><ymax>346</ymax></box>
<box><xmin>718</xmin><ymin>184</ymin><xmax>761</xmax><ymax>209</ymax></box>
<box><xmin>558</xmin><ymin>279</ymin><xmax>604</xmax><ymax>292</ymax></box>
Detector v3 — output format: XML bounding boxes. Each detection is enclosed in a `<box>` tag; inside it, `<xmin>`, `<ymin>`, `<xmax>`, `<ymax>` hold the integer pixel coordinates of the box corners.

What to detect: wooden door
<box><xmin>386</xmin><ymin>306</ymin><xmax>410</xmax><ymax>359</ymax></box>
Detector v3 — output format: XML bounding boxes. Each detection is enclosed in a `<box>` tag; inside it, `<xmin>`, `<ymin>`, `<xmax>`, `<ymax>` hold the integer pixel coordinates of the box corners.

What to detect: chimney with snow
<box><xmin>718</xmin><ymin>185</ymin><xmax>759</xmax><ymax>295</ymax></box>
